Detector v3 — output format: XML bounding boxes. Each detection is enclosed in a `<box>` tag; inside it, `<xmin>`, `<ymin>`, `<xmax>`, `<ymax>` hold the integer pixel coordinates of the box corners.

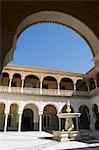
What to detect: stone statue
<box><xmin>65</xmin><ymin>118</ymin><xmax>74</xmax><ymax>131</ymax></box>
<box><xmin>65</xmin><ymin>100</ymin><xmax>74</xmax><ymax>131</ymax></box>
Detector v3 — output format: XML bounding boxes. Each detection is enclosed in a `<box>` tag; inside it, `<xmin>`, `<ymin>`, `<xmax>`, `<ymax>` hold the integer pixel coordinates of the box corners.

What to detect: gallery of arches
<box><xmin>0</xmin><ymin>21</ymin><xmax>99</xmax><ymax>134</ymax></box>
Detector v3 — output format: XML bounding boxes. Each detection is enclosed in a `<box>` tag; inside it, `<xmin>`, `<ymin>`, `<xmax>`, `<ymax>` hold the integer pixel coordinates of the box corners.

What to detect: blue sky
<box><xmin>11</xmin><ymin>23</ymin><xmax>94</xmax><ymax>73</ymax></box>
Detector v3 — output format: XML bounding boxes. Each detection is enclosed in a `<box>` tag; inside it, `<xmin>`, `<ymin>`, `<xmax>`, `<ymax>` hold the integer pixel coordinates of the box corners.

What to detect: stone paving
<box><xmin>0</xmin><ymin>132</ymin><xmax>99</xmax><ymax>150</ymax></box>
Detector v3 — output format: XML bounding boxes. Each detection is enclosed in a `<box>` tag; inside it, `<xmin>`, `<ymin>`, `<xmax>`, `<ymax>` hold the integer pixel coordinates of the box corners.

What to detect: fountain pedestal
<box><xmin>53</xmin><ymin>130</ymin><xmax>92</xmax><ymax>141</ymax></box>
<box><xmin>53</xmin><ymin>130</ymin><xmax>80</xmax><ymax>141</ymax></box>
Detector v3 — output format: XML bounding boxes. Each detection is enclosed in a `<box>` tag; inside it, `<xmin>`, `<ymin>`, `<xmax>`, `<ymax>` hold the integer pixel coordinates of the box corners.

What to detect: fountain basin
<box><xmin>53</xmin><ymin>101</ymin><xmax>81</xmax><ymax>141</ymax></box>
<box><xmin>57</xmin><ymin>113</ymin><xmax>81</xmax><ymax>118</ymax></box>
<box><xmin>53</xmin><ymin>130</ymin><xmax>91</xmax><ymax>141</ymax></box>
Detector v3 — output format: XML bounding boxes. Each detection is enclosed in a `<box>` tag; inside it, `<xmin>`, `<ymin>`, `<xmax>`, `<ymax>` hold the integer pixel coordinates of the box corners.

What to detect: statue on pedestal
<box><xmin>65</xmin><ymin>100</ymin><xmax>74</xmax><ymax>131</ymax></box>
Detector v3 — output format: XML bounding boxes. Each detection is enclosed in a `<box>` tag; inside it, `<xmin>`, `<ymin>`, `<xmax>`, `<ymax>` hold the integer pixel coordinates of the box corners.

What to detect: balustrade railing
<box><xmin>42</xmin><ymin>89</ymin><xmax>58</xmax><ymax>95</ymax></box>
<box><xmin>23</xmin><ymin>87</ymin><xmax>40</xmax><ymax>95</ymax></box>
<box><xmin>60</xmin><ymin>90</ymin><xmax>74</xmax><ymax>96</ymax></box>
<box><xmin>11</xmin><ymin>87</ymin><xmax>21</xmax><ymax>93</ymax></box>
<box><xmin>0</xmin><ymin>85</ymin><xmax>93</xmax><ymax>97</ymax></box>
<box><xmin>74</xmin><ymin>91</ymin><xmax>90</xmax><ymax>96</ymax></box>
<box><xmin>0</xmin><ymin>86</ymin><xmax>9</xmax><ymax>92</ymax></box>
<box><xmin>90</xmin><ymin>87</ymin><xmax>99</xmax><ymax>96</ymax></box>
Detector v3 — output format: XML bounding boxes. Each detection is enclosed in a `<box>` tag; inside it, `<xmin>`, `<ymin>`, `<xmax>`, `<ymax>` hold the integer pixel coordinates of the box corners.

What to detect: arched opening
<box><xmin>21</xmin><ymin>109</ymin><xmax>33</xmax><ymax>131</ymax></box>
<box><xmin>11</xmin><ymin>11</ymin><xmax>98</xmax><ymax>62</ymax></box>
<box><xmin>11</xmin><ymin>73</ymin><xmax>21</xmax><ymax>87</ymax></box>
<box><xmin>96</xmin><ymin>73</ymin><xmax>99</xmax><ymax>87</ymax></box>
<box><xmin>24</xmin><ymin>75</ymin><xmax>40</xmax><ymax>88</ymax></box>
<box><xmin>61</xmin><ymin>104</ymin><xmax>76</xmax><ymax>130</ymax></box>
<box><xmin>0</xmin><ymin>103</ymin><xmax>5</xmax><ymax>131</ymax></box>
<box><xmin>7</xmin><ymin>103</ymin><xmax>18</xmax><ymax>131</ymax></box>
<box><xmin>0</xmin><ymin>72</ymin><xmax>9</xmax><ymax>86</ymax></box>
<box><xmin>79</xmin><ymin>105</ymin><xmax>90</xmax><ymax>130</ymax></box>
<box><xmin>60</xmin><ymin>78</ymin><xmax>74</xmax><ymax>90</ymax></box>
<box><xmin>21</xmin><ymin>104</ymin><xmax>39</xmax><ymax>131</ymax></box>
<box><xmin>43</xmin><ymin>76</ymin><xmax>57</xmax><ymax>89</ymax></box>
<box><xmin>76</xmin><ymin>79</ymin><xmax>88</xmax><ymax>91</ymax></box>
<box><xmin>89</xmin><ymin>78</ymin><xmax>96</xmax><ymax>91</ymax></box>
<box><xmin>92</xmin><ymin>104</ymin><xmax>99</xmax><ymax>130</ymax></box>
<box><xmin>43</xmin><ymin>104</ymin><xmax>58</xmax><ymax>132</ymax></box>
<box><xmin>10</xmin><ymin>21</ymin><xmax>94</xmax><ymax>73</ymax></box>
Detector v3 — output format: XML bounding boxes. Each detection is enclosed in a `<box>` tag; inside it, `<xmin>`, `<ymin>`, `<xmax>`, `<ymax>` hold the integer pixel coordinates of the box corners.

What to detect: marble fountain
<box><xmin>53</xmin><ymin>100</ymin><xmax>81</xmax><ymax>141</ymax></box>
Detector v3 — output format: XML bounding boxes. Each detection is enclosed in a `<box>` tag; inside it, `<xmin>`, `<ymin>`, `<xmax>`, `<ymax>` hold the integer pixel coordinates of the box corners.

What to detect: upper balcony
<box><xmin>0</xmin><ymin>70</ymin><xmax>99</xmax><ymax>97</ymax></box>
<box><xmin>0</xmin><ymin>85</ymin><xmax>91</xmax><ymax>97</ymax></box>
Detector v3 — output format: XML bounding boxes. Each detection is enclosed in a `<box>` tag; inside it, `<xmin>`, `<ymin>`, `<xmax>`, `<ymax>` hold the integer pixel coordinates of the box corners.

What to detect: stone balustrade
<box><xmin>23</xmin><ymin>87</ymin><xmax>40</xmax><ymax>95</ymax></box>
<box><xmin>74</xmin><ymin>91</ymin><xmax>90</xmax><ymax>97</ymax></box>
<box><xmin>0</xmin><ymin>85</ymin><xmax>94</xmax><ymax>97</ymax></box>
<box><xmin>0</xmin><ymin>86</ymin><xmax>9</xmax><ymax>93</ymax></box>
<box><xmin>42</xmin><ymin>89</ymin><xmax>58</xmax><ymax>96</ymax></box>
<box><xmin>90</xmin><ymin>87</ymin><xmax>99</xmax><ymax>96</ymax></box>
<box><xmin>60</xmin><ymin>90</ymin><xmax>74</xmax><ymax>96</ymax></box>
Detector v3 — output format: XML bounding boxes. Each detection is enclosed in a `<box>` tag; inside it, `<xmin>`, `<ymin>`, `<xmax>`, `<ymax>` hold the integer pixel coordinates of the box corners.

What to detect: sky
<box><xmin>10</xmin><ymin>23</ymin><xmax>94</xmax><ymax>73</ymax></box>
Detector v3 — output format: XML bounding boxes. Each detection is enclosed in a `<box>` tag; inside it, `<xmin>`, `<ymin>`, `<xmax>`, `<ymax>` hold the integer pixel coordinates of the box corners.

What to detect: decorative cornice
<box><xmin>4</xmin><ymin>64</ymin><xmax>84</xmax><ymax>77</ymax></box>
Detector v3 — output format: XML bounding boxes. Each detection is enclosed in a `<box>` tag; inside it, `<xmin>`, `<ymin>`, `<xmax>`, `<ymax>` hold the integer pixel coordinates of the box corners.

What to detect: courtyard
<box><xmin>0</xmin><ymin>131</ymin><xmax>99</xmax><ymax>150</ymax></box>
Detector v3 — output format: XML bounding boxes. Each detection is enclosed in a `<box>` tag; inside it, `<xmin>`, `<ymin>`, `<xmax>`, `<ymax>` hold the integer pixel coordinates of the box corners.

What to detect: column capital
<box><xmin>21</xmin><ymin>75</ymin><xmax>25</xmax><ymax>81</ymax></box>
<box><xmin>5</xmin><ymin>107</ymin><xmax>10</xmax><ymax>114</ymax></box>
<box><xmin>9</xmin><ymin>74</ymin><xmax>13</xmax><ymax>80</ymax></box>
<box><xmin>57</xmin><ymin>79</ymin><xmax>60</xmax><ymax>84</ymax></box>
<box><xmin>39</xmin><ymin>111</ymin><xmax>43</xmax><ymax>116</ymax></box>
<box><xmin>73</xmin><ymin>79</ymin><xmax>77</xmax><ymax>85</ymax></box>
<box><xmin>40</xmin><ymin>77</ymin><xmax>43</xmax><ymax>82</ymax></box>
<box><xmin>4</xmin><ymin>111</ymin><xmax>9</xmax><ymax>115</ymax></box>
<box><xmin>18</xmin><ymin>110</ymin><xmax>23</xmax><ymax>115</ymax></box>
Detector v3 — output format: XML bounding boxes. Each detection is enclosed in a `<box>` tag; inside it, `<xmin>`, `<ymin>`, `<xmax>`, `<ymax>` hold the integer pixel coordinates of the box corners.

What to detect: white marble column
<box><xmin>18</xmin><ymin>113</ymin><xmax>22</xmax><ymax>132</ymax></box>
<box><xmin>39</xmin><ymin>113</ymin><xmax>42</xmax><ymax>132</ymax></box>
<box><xmin>73</xmin><ymin>82</ymin><xmax>76</xmax><ymax>91</ymax></box>
<box><xmin>8</xmin><ymin>77</ymin><xmax>12</xmax><ymax>92</ymax></box>
<box><xmin>58</xmin><ymin>82</ymin><xmax>60</xmax><ymax>95</ymax></box>
<box><xmin>40</xmin><ymin>79</ymin><xmax>43</xmax><ymax>94</ymax></box>
<box><xmin>73</xmin><ymin>79</ymin><xmax>77</xmax><ymax>91</ymax></box>
<box><xmin>21</xmin><ymin>78</ymin><xmax>25</xmax><ymax>93</ymax></box>
<box><xmin>4</xmin><ymin>113</ymin><xmax>8</xmax><ymax>132</ymax></box>
<box><xmin>73</xmin><ymin>80</ymin><xmax>77</xmax><ymax>96</ymax></box>
<box><xmin>87</xmin><ymin>83</ymin><xmax>90</xmax><ymax>92</ymax></box>
<box><xmin>94</xmin><ymin>78</ymin><xmax>97</xmax><ymax>89</ymax></box>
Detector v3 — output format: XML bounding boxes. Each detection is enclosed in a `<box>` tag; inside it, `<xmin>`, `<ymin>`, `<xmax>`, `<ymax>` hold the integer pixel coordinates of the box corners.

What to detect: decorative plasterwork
<box><xmin>13</xmin><ymin>11</ymin><xmax>99</xmax><ymax>55</ymax></box>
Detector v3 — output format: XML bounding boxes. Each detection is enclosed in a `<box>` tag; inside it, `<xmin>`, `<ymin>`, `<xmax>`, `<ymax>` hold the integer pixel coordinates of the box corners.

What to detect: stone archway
<box><xmin>21</xmin><ymin>104</ymin><xmax>39</xmax><ymax>131</ymax></box>
<box><xmin>7</xmin><ymin>103</ymin><xmax>19</xmax><ymax>131</ymax></box>
<box><xmin>4</xmin><ymin>11</ymin><xmax>99</xmax><ymax>69</ymax></box>
<box><xmin>21</xmin><ymin>108</ymin><xmax>34</xmax><ymax>131</ymax></box>
<box><xmin>43</xmin><ymin>104</ymin><xmax>58</xmax><ymax>132</ymax></box>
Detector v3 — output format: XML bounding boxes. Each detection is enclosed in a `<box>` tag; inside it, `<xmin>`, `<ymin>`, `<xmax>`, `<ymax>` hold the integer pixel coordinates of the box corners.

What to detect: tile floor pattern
<box><xmin>0</xmin><ymin>132</ymin><xmax>99</xmax><ymax>150</ymax></box>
